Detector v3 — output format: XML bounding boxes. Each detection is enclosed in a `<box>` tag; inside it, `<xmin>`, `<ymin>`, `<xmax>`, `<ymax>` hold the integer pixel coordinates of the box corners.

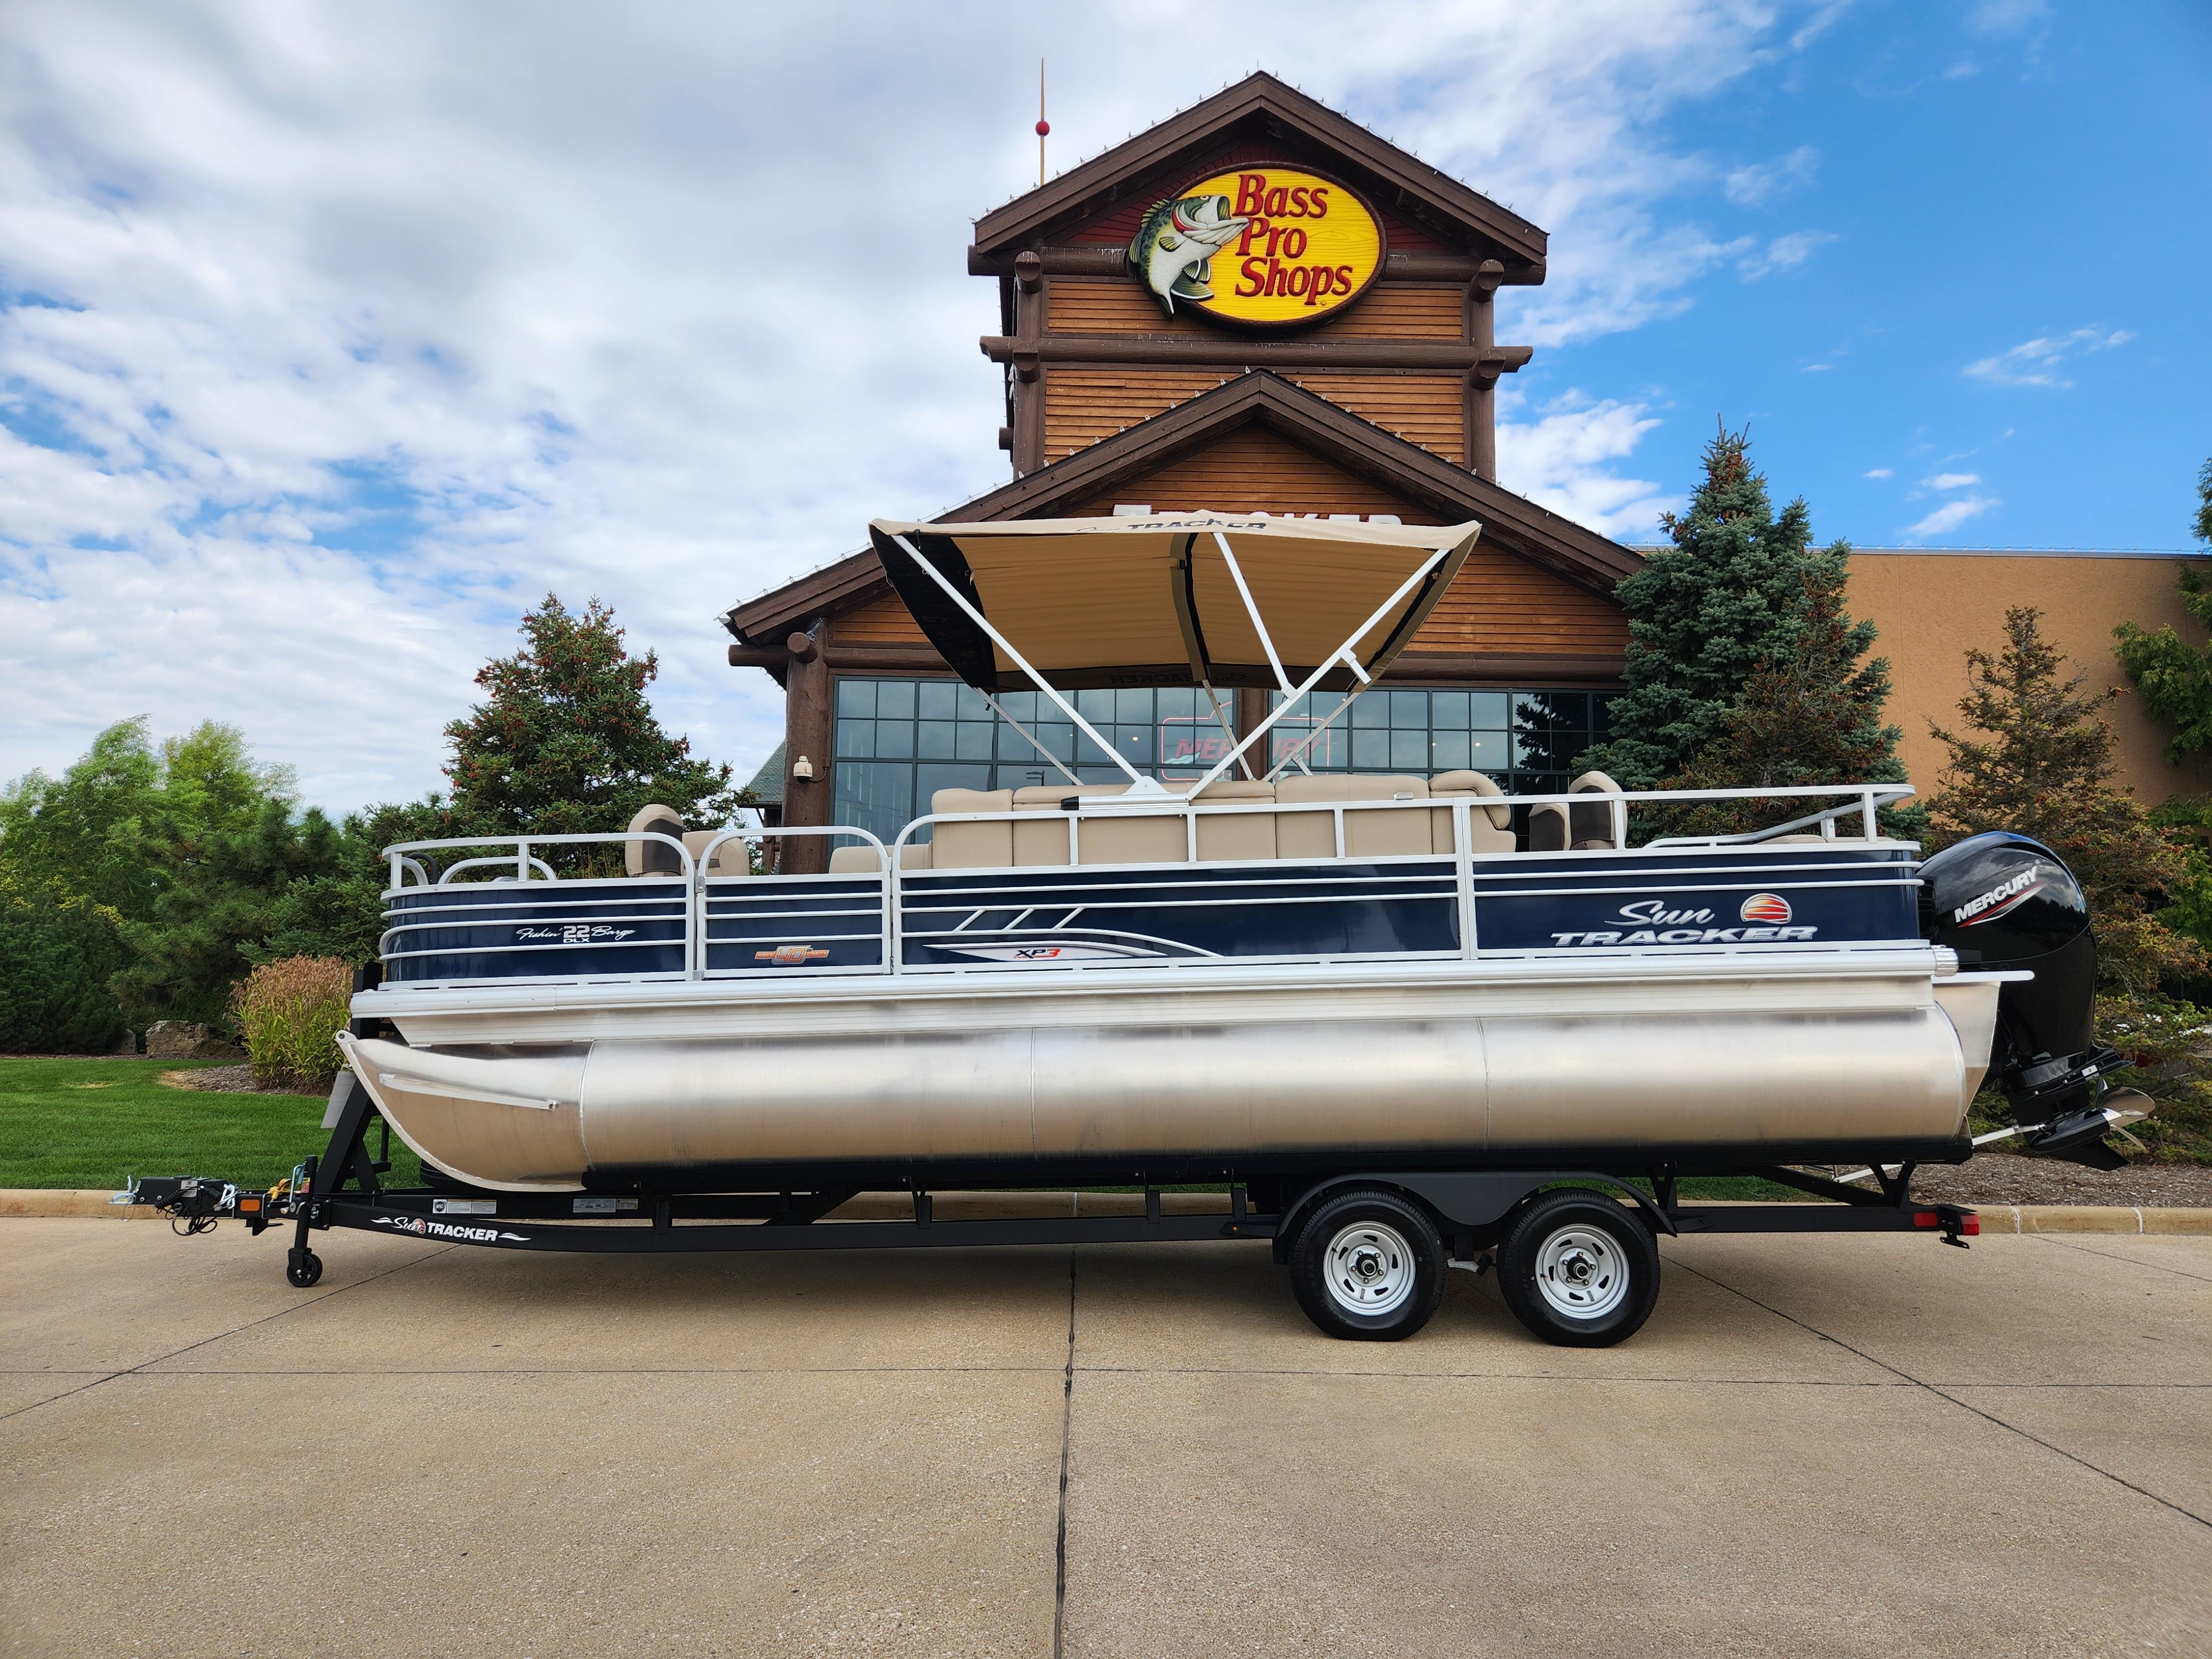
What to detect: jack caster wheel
<box><xmin>1289</xmin><ymin>1187</ymin><xmax>1446</xmax><ymax>1342</ymax></box>
<box><xmin>286</xmin><ymin>1249</ymin><xmax>324</xmax><ymax>1288</ymax></box>
<box><xmin>1495</xmin><ymin>1191</ymin><xmax>1660</xmax><ymax>1348</ymax></box>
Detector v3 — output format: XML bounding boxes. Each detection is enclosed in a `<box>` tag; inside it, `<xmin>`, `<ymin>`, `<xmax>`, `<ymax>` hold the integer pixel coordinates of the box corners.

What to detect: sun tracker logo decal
<box><xmin>1740</xmin><ymin>893</ymin><xmax>1793</xmax><ymax>925</ymax></box>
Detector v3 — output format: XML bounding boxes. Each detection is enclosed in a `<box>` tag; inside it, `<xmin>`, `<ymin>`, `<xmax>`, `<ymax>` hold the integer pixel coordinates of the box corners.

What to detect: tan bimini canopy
<box><xmin>867</xmin><ymin>512</ymin><xmax>1479</xmax><ymax>693</ymax></box>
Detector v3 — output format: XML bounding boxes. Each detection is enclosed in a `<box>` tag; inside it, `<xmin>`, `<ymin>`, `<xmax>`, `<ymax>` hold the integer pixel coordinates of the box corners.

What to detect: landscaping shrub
<box><xmin>232</xmin><ymin>955</ymin><xmax>352</xmax><ymax>1090</ymax></box>
<box><xmin>0</xmin><ymin>877</ymin><xmax>133</xmax><ymax>1053</ymax></box>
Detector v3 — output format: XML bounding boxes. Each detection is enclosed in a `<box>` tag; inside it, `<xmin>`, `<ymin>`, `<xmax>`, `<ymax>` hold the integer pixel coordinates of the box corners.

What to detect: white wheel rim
<box><xmin>1533</xmin><ymin>1225</ymin><xmax>1630</xmax><ymax>1321</ymax></box>
<box><xmin>1322</xmin><ymin>1219</ymin><xmax>1418</xmax><ymax>1317</ymax></box>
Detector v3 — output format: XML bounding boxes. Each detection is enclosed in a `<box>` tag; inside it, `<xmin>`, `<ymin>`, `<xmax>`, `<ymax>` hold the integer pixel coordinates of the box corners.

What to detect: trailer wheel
<box><xmin>286</xmin><ymin>1249</ymin><xmax>324</xmax><ymax>1288</ymax></box>
<box><xmin>1495</xmin><ymin>1191</ymin><xmax>1658</xmax><ymax>1348</ymax></box>
<box><xmin>1289</xmin><ymin>1188</ymin><xmax>1446</xmax><ymax>1341</ymax></box>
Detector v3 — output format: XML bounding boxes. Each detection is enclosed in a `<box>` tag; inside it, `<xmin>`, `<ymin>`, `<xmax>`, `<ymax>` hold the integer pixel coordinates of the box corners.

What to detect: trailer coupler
<box><xmin>118</xmin><ymin>1175</ymin><xmax>284</xmax><ymax>1237</ymax></box>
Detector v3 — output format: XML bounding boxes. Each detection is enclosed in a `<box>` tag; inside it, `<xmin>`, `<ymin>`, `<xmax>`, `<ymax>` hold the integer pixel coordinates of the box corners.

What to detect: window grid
<box><xmin>831</xmin><ymin>677</ymin><xmax>1609</xmax><ymax>849</ymax></box>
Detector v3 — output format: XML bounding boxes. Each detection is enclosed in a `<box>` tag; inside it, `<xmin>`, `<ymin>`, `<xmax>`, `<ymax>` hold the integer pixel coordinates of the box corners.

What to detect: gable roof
<box><xmin>723</xmin><ymin>372</ymin><xmax>1637</xmax><ymax>648</ymax></box>
<box><xmin>972</xmin><ymin>72</ymin><xmax>1545</xmax><ymax>277</ymax></box>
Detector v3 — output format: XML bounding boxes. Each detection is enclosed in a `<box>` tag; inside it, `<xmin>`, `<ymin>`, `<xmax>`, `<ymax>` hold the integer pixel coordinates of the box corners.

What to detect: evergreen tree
<box><xmin>2197</xmin><ymin>457</ymin><xmax>2212</xmax><ymax>546</ymax></box>
<box><xmin>1657</xmin><ymin>557</ymin><xmax>1912</xmax><ymax>837</ymax></box>
<box><xmin>1582</xmin><ymin>423</ymin><xmax>1839</xmax><ymax>787</ymax></box>
<box><xmin>108</xmin><ymin>796</ymin><xmax>351</xmax><ymax>1027</ymax></box>
<box><xmin>1927</xmin><ymin>607</ymin><xmax>2202</xmax><ymax>1003</ymax></box>
<box><xmin>443</xmin><ymin>595</ymin><xmax>745</xmax><ymax>838</ymax></box>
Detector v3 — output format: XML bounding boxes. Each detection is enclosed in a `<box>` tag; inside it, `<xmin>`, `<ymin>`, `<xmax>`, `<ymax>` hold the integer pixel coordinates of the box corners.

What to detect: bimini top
<box><xmin>867</xmin><ymin>512</ymin><xmax>1479</xmax><ymax>692</ymax></box>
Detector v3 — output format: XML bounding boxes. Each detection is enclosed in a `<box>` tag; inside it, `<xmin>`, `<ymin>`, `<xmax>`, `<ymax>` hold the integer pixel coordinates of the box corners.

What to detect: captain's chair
<box><xmin>1528</xmin><ymin>771</ymin><xmax>1626</xmax><ymax>853</ymax></box>
<box><xmin>626</xmin><ymin>803</ymin><xmax>686</xmax><ymax>875</ymax></box>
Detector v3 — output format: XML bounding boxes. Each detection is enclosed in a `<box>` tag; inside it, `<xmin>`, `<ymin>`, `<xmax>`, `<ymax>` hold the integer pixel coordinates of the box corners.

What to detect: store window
<box><xmin>830</xmin><ymin>677</ymin><xmax>1611</xmax><ymax>848</ymax></box>
<box><xmin>1267</xmin><ymin>687</ymin><xmax>1608</xmax><ymax>797</ymax></box>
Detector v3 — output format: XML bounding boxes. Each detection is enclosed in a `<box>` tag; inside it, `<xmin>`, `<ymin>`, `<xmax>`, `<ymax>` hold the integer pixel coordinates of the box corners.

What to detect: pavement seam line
<box><xmin>1668</xmin><ymin>1255</ymin><xmax>2212</xmax><ymax>1533</ymax></box>
<box><xmin>2032</xmin><ymin>1233</ymin><xmax>2212</xmax><ymax>1286</ymax></box>
<box><xmin>0</xmin><ymin>1242</ymin><xmax>459</xmax><ymax>1423</ymax></box>
<box><xmin>1052</xmin><ymin>1235</ymin><xmax>1077</xmax><ymax>1659</ymax></box>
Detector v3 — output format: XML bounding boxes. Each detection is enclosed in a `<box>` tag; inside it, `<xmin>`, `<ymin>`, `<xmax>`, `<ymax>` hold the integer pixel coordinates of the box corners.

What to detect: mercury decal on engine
<box><xmin>1546</xmin><ymin>894</ymin><xmax>1817</xmax><ymax>948</ymax></box>
<box><xmin>1952</xmin><ymin>868</ymin><xmax>2046</xmax><ymax>926</ymax></box>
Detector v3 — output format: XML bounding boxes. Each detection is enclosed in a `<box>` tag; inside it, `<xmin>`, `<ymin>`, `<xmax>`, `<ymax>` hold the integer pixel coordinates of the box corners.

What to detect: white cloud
<box><xmin>1864</xmin><ymin>468</ymin><xmax>1893</xmax><ymax>479</ymax></box>
<box><xmin>1724</xmin><ymin>145</ymin><xmax>1819</xmax><ymax>207</ymax></box>
<box><xmin>1905</xmin><ymin>495</ymin><xmax>1999</xmax><ymax>538</ymax></box>
<box><xmin>1968</xmin><ymin>0</ymin><xmax>2051</xmax><ymax>37</ymax></box>
<box><xmin>1923</xmin><ymin>472</ymin><xmax>1982</xmax><ymax>489</ymax></box>
<box><xmin>1964</xmin><ymin>327</ymin><xmax>2135</xmax><ymax>388</ymax></box>
<box><xmin>1496</xmin><ymin>392</ymin><xmax>1674</xmax><ymax>540</ymax></box>
<box><xmin>0</xmin><ymin>1</ymin><xmax>1854</xmax><ymax>807</ymax></box>
<box><xmin>1738</xmin><ymin>229</ymin><xmax>1838</xmax><ymax>279</ymax></box>
<box><xmin>1801</xmin><ymin>362</ymin><xmax>1833</xmax><ymax>372</ymax></box>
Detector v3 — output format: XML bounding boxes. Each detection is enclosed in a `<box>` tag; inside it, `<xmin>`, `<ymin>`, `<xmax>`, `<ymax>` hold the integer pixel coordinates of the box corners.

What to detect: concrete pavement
<box><xmin>3</xmin><ymin>1218</ymin><xmax>2209</xmax><ymax>1657</ymax></box>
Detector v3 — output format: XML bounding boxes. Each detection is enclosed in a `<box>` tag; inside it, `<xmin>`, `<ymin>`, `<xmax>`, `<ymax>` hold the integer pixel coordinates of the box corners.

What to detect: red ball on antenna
<box><xmin>1035</xmin><ymin>119</ymin><xmax>1050</xmax><ymax>136</ymax></box>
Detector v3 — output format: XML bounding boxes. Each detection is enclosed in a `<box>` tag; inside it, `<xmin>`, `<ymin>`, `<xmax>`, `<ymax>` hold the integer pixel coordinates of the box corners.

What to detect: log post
<box><xmin>1466</xmin><ymin>259</ymin><xmax>1504</xmax><ymax>483</ymax></box>
<box><xmin>780</xmin><ymin>619</ymin><xmax>832</xmax><ymax>874</ymax></box>
<box><xmin>1013</xmin><ymin>251</ymin><xmax>1045</xmax><ymax>476</ymax></box>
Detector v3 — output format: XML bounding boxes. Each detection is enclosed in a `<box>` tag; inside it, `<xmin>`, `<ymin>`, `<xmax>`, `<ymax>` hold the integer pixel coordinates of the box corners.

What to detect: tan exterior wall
<box><xmin>1847</xmin><ymin>553</ymin><xmax>2212</xmax><ymax>807</ymax></box>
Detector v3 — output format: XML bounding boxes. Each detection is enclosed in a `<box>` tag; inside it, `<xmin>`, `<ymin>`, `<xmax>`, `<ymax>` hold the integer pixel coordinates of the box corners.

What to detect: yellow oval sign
<box><xmin>1126</xmin><ymin>166</ymin><xmax>1385</xmax><ymax>329</ymax></box>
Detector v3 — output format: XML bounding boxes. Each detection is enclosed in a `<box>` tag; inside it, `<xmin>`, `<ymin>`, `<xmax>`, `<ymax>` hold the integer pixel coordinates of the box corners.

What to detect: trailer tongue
<box><xmin>119</xmin><ymin>513</ymin><xmax>2150</xmax><ymax>1345</ymax></box>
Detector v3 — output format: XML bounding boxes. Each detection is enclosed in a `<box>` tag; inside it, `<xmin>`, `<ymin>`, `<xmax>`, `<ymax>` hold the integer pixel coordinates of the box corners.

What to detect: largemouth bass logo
<box><xmin>1129</xmin><ymin>193</ymin><xmax>1250</xmax><ymax>315</ymax></box>
<box><xmin>1125</xmin><ymin>166</ymin><xmax>1385</xmax><ymax>328</ymax></box>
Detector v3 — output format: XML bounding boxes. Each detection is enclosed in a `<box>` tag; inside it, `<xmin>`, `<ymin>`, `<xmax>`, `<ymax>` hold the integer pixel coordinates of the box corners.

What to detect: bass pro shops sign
<box><xmin>1126</xmin><ymin>166</ymin><xmax>1385</xmax><ymax>328</ymax></box>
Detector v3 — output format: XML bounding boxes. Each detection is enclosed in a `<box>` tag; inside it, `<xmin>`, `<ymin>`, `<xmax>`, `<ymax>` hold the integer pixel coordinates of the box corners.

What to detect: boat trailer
<box><xmin>123</xmin><ymin>1071</ymin><xmax>1982</xmax><ymax>1295</ymax></box>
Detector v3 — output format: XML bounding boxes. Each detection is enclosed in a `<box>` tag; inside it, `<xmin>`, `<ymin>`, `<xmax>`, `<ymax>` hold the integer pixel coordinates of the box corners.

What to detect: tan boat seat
<box><xmin>1427</xmin><ymin>770</ymin><xmax>1516</xmax><ymax>855</ymax></box>
<box><xmin>1013</xmin><ymin>782</ymin><xmax>1119</xmax><ymax>866</ymax></box>
<box><xmin>683</xmin><ymin>830</ymin><xmax>748</xmax><ymax>877</ymax></box>
<box><xmin>1190</xmin><ymin>779</ymin><xmax>1276</xmax><ymax>863</ymax></box>
<box><xmin>626</xmin><ymin>804</ymin><xmax>686</xmax><ymax>877</ymax></box>
<box><xmin>825</xmin><ymin>842</ymin><xmax>934</xmax><ymax>873</ymax></box>
<box><xmin>928</xmin><ymin>789</ymin><xmax>1015</xmax><ymax>869</ymax></box>
<box><xmin>1529</xmin><ymin>771</ymin><xmax>1625</xmax><ymax>853</ymax></box>
<box><xmin>1276</xmin><ymin>774</ymin><xmax>1431</xmax><ymax>859</ymax></box>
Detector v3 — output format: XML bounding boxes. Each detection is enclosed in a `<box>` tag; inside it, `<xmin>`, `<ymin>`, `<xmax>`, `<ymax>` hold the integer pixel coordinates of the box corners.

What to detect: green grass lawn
<box><xmin>0</xmin><ymin>1056</ymin><xmax>420</xmax><ymax>1191</ymax></box>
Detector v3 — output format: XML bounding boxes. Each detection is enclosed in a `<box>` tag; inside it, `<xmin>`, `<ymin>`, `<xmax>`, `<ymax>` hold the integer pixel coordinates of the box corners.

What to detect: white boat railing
<box><xmin>373</xmin><ymin>782</ymin><xmax>1918</xmax><ymax>987</ymax></box>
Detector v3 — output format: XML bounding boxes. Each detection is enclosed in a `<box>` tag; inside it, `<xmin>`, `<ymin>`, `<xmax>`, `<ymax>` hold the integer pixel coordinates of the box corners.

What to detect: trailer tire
<box><xmin>1495</xmin><ymin>1191</ymin><xmax>1658</xmax><ymax>1348</ymax></box>
<box><xmin>1288</xmin><ymin>1188</ymin><xmax>1446</xmax><ymax>1342</ymax></box>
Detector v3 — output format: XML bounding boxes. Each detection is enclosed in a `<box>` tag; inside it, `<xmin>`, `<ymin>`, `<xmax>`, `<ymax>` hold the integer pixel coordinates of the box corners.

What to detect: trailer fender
<box><xmin>1275</xmin><ymin>1171</ymin><xmax>1674</xmax><ymax>1262</ymax></box>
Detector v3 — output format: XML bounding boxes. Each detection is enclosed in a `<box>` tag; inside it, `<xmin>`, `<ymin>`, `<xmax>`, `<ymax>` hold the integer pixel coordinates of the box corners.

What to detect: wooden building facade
<box><xmin>723</xmin><ymin>74</ymin><xmax>1644</xmax><ymax>871</ymax></box>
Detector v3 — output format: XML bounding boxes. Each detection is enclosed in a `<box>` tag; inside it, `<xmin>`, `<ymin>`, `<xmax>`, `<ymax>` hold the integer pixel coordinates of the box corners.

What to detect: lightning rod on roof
<box><xmin>1036</xmin><ymin>59</ymin><xmax>1050</xmax><ymax>187</ymax></box>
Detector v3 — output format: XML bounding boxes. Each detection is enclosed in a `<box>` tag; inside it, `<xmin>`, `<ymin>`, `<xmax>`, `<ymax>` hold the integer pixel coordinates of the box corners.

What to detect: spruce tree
<box><xmin>1658</xmin><ymin>555</ymin><xmax>1911</xmax><ymax>836</ymax></box>
<box><xmin>1928</xmin><ymin>607</ymin><xmax>2201</xmax><ymax>1003</ymax></box>
<box><xmin>1582</xmin><ymin>423</ymin><xmax>1836</xmax><ymax>787</ymax></box>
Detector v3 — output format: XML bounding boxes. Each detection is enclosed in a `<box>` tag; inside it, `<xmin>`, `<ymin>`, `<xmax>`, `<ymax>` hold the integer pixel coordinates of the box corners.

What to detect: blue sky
<box><xmin>1</xmin><ymin>1</ymin><xmax>2206</xmax><ymax>809</ymax></box>
<box><xmin>1532</xmin><ymin>0</ymin><xmax>2211</xmax><ymax>551</ymax></box>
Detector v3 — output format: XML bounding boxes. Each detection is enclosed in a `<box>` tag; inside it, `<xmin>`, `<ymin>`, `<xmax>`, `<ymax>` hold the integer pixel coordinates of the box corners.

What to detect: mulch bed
<box><xmin>1905</xmin><ymin>1152</ymin><xmax>2212</xmax><ymax>1208</ymax></box>
<box><xmin>159</xmin><ymin>1065</ymin><xmax>300</xmax><ymax>1095</ymax></box>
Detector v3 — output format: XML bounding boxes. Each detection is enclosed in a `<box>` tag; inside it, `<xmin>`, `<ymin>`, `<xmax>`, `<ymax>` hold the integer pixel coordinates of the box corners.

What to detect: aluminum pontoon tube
<box><xmin>341</xmin><ymin>995</ymin><xmax>1973</xmax><ymax>1191</ymax></box>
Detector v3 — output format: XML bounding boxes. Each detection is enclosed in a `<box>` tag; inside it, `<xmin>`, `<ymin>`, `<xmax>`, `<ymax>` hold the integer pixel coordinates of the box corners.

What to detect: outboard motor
<box><xmin>1919</xmin><ymin>831</ymin><xmax>2146</xmax><ymax>1169</ymax></box>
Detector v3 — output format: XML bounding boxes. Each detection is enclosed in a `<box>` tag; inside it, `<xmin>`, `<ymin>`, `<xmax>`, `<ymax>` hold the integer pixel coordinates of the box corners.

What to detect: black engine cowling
<box><xmin>1919</xmin><ymin>831</ymin><xmax>2132</xmax><ymax>1164</ymax></box>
